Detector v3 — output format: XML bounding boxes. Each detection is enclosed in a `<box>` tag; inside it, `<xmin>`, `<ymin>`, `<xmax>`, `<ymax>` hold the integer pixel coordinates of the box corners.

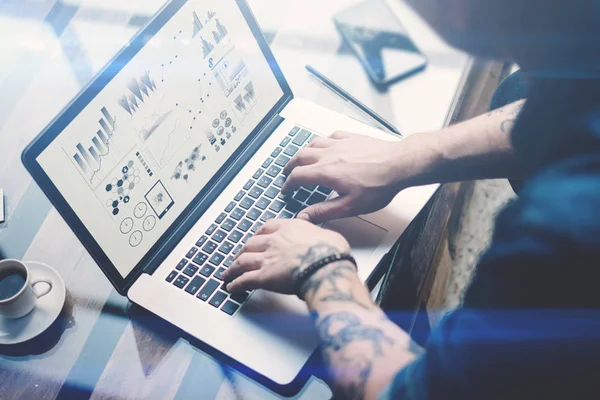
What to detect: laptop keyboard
<box><xmin>165</xmin><ymin>127</ymin><xmax>333</xmax><ymax>316</ymax></box>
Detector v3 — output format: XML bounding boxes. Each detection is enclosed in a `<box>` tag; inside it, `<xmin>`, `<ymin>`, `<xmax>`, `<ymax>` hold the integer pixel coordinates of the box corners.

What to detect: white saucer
<box><xmin>0</xmin><ymin>261</ymin><xmax>66</xmax><ymax>345</ymax></box>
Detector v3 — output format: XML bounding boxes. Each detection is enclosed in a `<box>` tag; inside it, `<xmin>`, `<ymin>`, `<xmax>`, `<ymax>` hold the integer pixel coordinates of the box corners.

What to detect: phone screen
<box><xmin>335</xmin><ymin>0</ymin><xmax>427</xmax><ymax>87</ymax></box>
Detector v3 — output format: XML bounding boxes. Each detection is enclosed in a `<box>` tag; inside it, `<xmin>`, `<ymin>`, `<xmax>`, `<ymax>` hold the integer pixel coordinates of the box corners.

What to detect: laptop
<box><xmin>22</xmin><ymin>0</ymin><xmax>423</xmax><ymax>387</ymax></box>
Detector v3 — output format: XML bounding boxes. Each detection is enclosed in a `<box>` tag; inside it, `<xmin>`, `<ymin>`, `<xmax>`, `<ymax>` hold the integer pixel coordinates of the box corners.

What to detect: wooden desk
<box><xmin>0</xmin><ymin>0</ymin><xmax>488</xmax><ymax>398</ymax></box>
<box><xmin>378</xmin><ymin>61</ymin><xmax>509</xmax><ymax>344</ymax></box>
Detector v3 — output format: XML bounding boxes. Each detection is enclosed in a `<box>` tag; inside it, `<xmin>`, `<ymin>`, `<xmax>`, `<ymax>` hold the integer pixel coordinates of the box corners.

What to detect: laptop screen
<box><xmin>36</xmin><ymin>0</ymin><xmax>284</xmax><ymax>278</ymax></box>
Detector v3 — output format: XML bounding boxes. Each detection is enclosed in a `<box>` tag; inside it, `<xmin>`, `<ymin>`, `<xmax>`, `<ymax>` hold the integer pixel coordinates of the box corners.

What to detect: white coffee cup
<box><xmin>0</xmin><ymin>259</ymin><xmax>53</xmax><ymax>319</ymax></box>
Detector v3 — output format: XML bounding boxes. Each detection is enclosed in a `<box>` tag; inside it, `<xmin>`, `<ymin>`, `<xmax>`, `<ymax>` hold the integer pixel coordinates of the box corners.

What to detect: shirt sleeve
<box><xmin>489</xmin><ymin>70</ymin><xmax>531</xmax><ymax>194</ymax></box>
<box><xmin>381</xmin><ymin>154</ymin><xmax>600</xmax><ymax>399</ymax></box>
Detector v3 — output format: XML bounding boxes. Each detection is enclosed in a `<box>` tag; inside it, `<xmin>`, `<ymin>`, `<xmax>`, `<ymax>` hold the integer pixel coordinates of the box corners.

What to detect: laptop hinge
<box><xmin>138</xmin><ymin>108</ymin><xmax>288</xmax><ymax>278</ymax></box>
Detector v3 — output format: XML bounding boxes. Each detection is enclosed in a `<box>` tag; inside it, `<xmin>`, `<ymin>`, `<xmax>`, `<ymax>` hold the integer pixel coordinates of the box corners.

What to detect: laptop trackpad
<box><xmin>322</xmin><ymin>217</ymin><xmax>388</xmax><ymax>267</ymax></box>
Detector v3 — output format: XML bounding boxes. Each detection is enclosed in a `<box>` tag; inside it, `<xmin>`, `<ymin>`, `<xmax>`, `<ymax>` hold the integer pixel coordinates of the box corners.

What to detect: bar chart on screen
<box><xmin>64</xmin><ymin>106</ymin><xmax>136</xmax><ymax>190</ymax></box>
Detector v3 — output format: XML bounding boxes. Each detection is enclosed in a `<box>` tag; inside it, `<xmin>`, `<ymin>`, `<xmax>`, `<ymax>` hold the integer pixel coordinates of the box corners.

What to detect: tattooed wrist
<box><xmin>292</xmin><ymin>242</ymin><xmax>371</xmax><ymax>309</ymax></box>
<box><xmin>296</xmin><ymin>260</ymin><xmax>354</xmax><ymax>299</ymax></box>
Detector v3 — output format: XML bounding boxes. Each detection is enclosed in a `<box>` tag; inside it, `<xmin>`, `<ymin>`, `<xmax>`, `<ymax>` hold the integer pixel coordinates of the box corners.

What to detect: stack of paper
<box><xmin>0</xmin><ymin>189</ymin><xmax>4</xmax><ymax>224</ymax></box>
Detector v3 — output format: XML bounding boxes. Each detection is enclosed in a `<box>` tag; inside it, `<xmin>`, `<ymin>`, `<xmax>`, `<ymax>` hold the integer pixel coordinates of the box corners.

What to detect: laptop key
<box><xmin>252</xmin><ymin>169</ymin><xmax>264</xmax><ymax>179</ymax></box>
<box><xmin>284</xmin><ymin>199</ymin><xmax>303</xmax><ymax>214</ymax></box>
<box><xmin>215</xmin><ymin>212</ymin><xmax>227</xmax><ymax>224</ymax></box>
<box><xmin>221</xmin><ymin>219</ymin><xmax>236</xmax><ymax>232</ymax></box>
<box><xmin>166</xmin><ymin>271</ymin><xmax>178</xmax><ymax>282</ymax></box>
<box><xmin>206</xmin><ymin>224</ymin><xmax>218</xmax><ymax>235</ymax></box>
<box><xmin>218</xmin><ymin>241</ymin><xmax>235</xmax><ymax>255</ymax></box>
<box><xmin>231</xmin><ymin>291</ymin><xmax>250</xmax><ymax>304</ymax></box>
<box><xmin>260</xmin><ymin>211</ymin><xmax>276</xmax><ymax>222</ymax></box>
<box><xmin>239</xmin><ymin>197</ymin><xmax>255</xmax><ymax>210</ymax></box>
<box><xmin>257</xmin><ymin>176</ymin><xmax>273</xmax><ymax>188</ymax></box>
<box><xmin>264</xmin><ymin>186</ymin><xmax>280</xmax><ymax>199</ymax></box>
<box><xmin>242</xmin><ymin>233</ymin><xmax>252</xmax><ymax>244</ymax></box>
<box><xmin>237</xmin><ymin>219</ymin><xmax>253</xmax><ymax>232</ymax></box>
<box><xmin>283</xmin><ymin>145</ymin><xmax>299</xmax><ymax>157</ymax></box>
<box><xmin>228</xmin><ymin>230</ymin><xmax>244</xmax><ymax>243</ymax></box>
<box><xmin>269</xmin><ymin>200</ymin><xmax>285</xmax><ymax>213</ymax></box>
<box><xmin>280</xmin><ymin>136</ymin><xmax>291</xmax><ymax>147</ymax></box>
<box><xmin>289</xmin><ymin>126</ymin><xmax>300</xmax><ymax>137</ymax></box>
<box><xmin>214</xmin><ymin>267</ymin><xmax>226</xmax><ymax>280</ymax></box>
<box><xmin>174</xmin><ymin>275</ymin><xmax>190</xmax><ymax>289</ymax></box>
<box><xmin>246</xmin><ymin>208</ymin><xmax>261</xmax><ymax>221</ymax></box>
<box><xmin>248</xmin><ymin>187</ymin><xmax>264</xmax><ymax>199</ymax></box>
<box><xmin>251</xmin><ymin>222</ymin><xmax>263</xmax><ymax>233</ymax></box>
<box><xmin>192</xmin><ymin>252</ymin><xmax>208</xmax><ymax>266</ymax></box>
<box><xmin>274</xmin><ymin>155</ymin><xmax>290</xmax><ymax>168</ymax></box>
<box><xmin>212</xmin><ymin>230</ymin><xmax>227</xmax><ymax>243</ymax></box>
<box><xmin>224</xmin><ymin>256</ymin><xmax>234</xmax><ymax>268</ymax></box>
<box><xmin>202</xmin><ymin>241</ymin><xmax>218</xmax><ymax>254</ymax></box>
<box><xmin>225</xmin><ymin>201</ymin><xmax>236</xmax><ymax>213</ymax></box>
<box><xmin>209</xmin><ymin>291</ymin><xmax>228</xmax><ymax>308</ymax></box>
<box><xmin>292</xmin><ymin>129</ymin><xmax>311</xmax><ymax>146</ymax></box>
<box><xmin>304</xmin><ymin>185</ymin><xmax>317</xmax><ymax>192</ymax></box>
<box><xmin>176</xmin><ymin>259</ymin><xmax>188</xmax><ymax>271</ymax></box>
<box><xmin>195</xmin><ymin>235</ymin><xmax>208</xmax><ymax>248</ymax></box>
<box><xmin>256</xmin><ymin>197</ymin><xmax>271</xmax><ymax>210</ymax></box>
<box><xmin>266</xmin><ymin>165</ymin><xmax>282</xmax><ymax>177</ymax></box>
<box><xmin>262</xmin><ymin>158</ymin><xmax>273</xmax><ymax>169</ymax></box>
<box><xmin>185</xmin><ymin>276</ymin><xmax>206</xmax><ymax>295</ymax></box>
<box><xmin>232</xmin><ymin>245</ymin><xmax>243</xmax><ymax>256</ymax></box>
<box><xmin>280</xmin><ymin>210</ymin><xmax>294</xmax><ymax>219</ymax></box>
<box><xmin>271</xmin><ymin>147</ymin><xmax>282</xmax><ymax>158</ymax></box>
<box><xmin>221</xmin><ymin>282</ymin><xmax>231</xmax><ymax>293</ymax></box>
<box><xmin>234</xmin><ymin>190</ymin><xmax>245</xmax><ymax>202</ymax></box>
<box><xmin>209</xmin><ymin>253</ymin><xmax>225</xmax><ymax>266</ymax></box>
<box><xmin>221</xmin><ymin>301</ymin><xmax>240</xmax><ymax>316</ymax></box>
<box><xmin>197</xmin><ymin>279</ymin><xmax>220</xmax><ymax>301</ymax></box>
<box><xmin>307</xmin><ymin>192</ymin><xmax>327</xmax><ymax>205</ymax></box>
<box><xmin>273</xmin><ymin>175</ymin><xmax>286</xmax><ymax>188</ymax></box>
<box><xmin>231</xmin><ymin>208</ymin><xmax>245</xmax><ymax>221</ymax></box>
<box><xmin>186</xmin><ymin>247</ymin><xmax>198</xmax><ymax>259</ymax></box>
<box><xmin>200</xmin><ymin>264</ymin><xmax>216</xmax><ymax>277</ymax></box>
<box><xmin>293</xmin><ymin>189</ymin><xmax>311</xmax><ymax>203</ymax></box>
<box><xmin>183</xmin><ymin>264</ymin><xmax>199</xmax><ymax>277</ymax></box>
<box><xmin>243</xmin><ymin>179</ymin><xmax>255</xmax><ymax>191</ymax></box>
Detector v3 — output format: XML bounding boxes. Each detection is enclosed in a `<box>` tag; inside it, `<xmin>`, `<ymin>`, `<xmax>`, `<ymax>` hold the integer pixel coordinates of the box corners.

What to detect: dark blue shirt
<box><xmin>383</xmin><ymin>76</ymin><xmax>600</xmax><ymax>399</ymax></box>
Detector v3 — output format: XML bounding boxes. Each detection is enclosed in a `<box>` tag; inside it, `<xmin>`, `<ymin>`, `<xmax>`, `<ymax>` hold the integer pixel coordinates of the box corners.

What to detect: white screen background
<box><xmin>37</xmin><ymin>0</ymin><xmax>283</xmax><ymax>276</ymax></box>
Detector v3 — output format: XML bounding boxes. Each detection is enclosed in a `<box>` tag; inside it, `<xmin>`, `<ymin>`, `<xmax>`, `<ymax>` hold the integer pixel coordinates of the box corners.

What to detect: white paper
<box><xmin>0</xmin><ymin>188</ymin><xmax>4</xmax><ymax>223</ymax></box>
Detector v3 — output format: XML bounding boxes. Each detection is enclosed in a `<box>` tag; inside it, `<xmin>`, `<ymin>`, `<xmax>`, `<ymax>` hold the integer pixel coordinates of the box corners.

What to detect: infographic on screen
<box><xmin>37</xmin><ymin>0</ymin><xmax>284</xmax><ymax>276</ymax></box>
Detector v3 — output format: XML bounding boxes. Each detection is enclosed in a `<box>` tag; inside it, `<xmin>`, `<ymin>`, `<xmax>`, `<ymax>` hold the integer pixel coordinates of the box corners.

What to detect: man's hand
<box><xmin>221</xmin><ymin>219</ymin><xmax>351</xmax><ymax>294</ymax></box>
<box><xmin>282</xmin><ymin>131</ymin><xmax>436</xmax><ymax>224</ymax></box>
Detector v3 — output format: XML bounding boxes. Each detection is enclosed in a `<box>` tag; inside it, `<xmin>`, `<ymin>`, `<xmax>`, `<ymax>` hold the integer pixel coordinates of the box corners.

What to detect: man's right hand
<box><xmin>282</xmin><ymin>130</ymin><xmax>439</xmax><ymax>224</ymax></box>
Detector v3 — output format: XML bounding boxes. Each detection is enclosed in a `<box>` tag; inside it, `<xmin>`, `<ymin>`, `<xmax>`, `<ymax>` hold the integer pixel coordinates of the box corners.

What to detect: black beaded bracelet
<box><xmin>294</xmin><ymin>253</ymin><xmax>357</xmax><ymax>298</ymax></box>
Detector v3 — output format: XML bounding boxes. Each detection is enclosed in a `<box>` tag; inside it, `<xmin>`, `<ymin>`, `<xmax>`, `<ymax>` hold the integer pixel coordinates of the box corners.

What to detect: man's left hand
<box><xmin>221</xmin><ymin>219</ymin><xmax>351</xmax><ymax>294</ymax></box>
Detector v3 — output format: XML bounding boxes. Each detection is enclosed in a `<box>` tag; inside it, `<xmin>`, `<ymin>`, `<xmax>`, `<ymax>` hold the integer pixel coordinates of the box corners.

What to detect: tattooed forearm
<box><xmin>316</xmin><ymin>312</ymin><xmax>395</xmax><ymax>399</ymax></box>
<box><xmin>500</xmin><ymin>101</ymin><xmax>525</xmax><ymax>133</ymax></box>
<box><xmin>297</xmin><ymin>245</ymin><xmax>416</xmax><ymax>399</ymax></box>
<box><xmin>319</xmin><ymin>313</ymin><xmax>394</xmax><ymax>354</ymax></box>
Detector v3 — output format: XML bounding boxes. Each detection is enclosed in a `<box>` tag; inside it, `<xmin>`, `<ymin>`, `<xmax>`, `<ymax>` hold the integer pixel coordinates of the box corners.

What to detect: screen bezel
<box><xmin>21</xmin><ymin>0</ymin><xmax>293</xmax><ymax>294</ymax></box>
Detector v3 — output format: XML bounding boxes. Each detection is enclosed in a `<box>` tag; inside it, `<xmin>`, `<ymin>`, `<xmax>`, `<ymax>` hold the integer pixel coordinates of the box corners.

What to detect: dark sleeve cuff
<box><xmin>489</xmin><ymin>70</ymin><xmax>531</xmax><ymax>194</ymax></box>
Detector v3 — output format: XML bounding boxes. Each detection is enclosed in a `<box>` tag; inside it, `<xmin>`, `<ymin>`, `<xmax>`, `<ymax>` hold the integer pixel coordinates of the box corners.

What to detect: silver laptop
<box><xmin>23</xmin><ymin>0</ymin><xmax>412</xmax><ymax>386</ymax></box>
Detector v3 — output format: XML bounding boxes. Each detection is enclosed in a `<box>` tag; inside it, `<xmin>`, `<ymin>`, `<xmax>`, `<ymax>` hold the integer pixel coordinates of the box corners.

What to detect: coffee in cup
<box><xmin>0</xmin><ymin>259</ymin><xmax>52</xmax><ymax>319</ymax></box>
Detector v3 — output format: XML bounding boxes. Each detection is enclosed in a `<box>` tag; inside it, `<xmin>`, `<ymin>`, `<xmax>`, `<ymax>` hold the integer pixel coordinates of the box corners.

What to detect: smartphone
<box><xmin>334</xmin><ymin>0</ymin><xmax>427</xmax><ymax>91</ymax></box>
